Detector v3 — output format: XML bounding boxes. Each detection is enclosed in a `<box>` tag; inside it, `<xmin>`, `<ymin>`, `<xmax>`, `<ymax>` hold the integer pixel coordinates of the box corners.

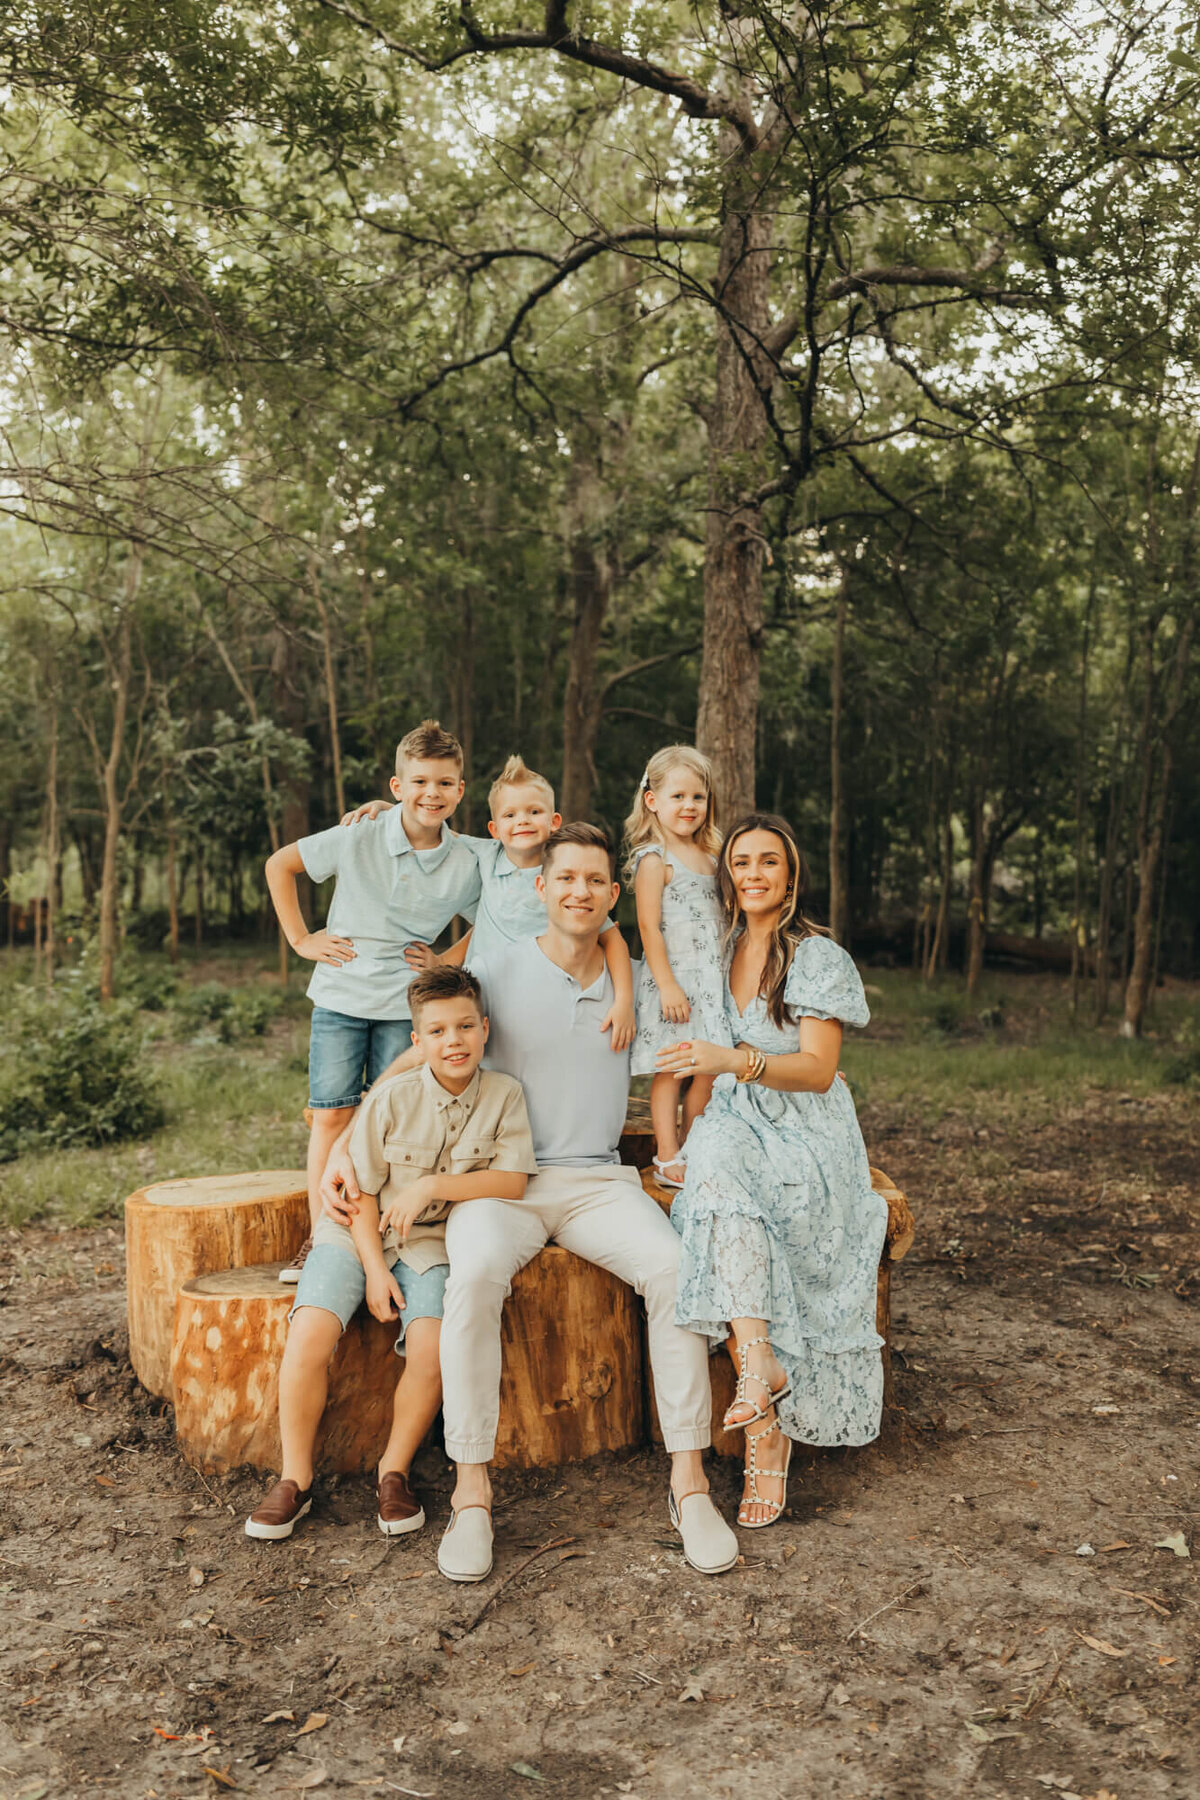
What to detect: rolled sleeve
<box><xmin>487</xmin><ymin>1083</ymin><xmax>540</xmax><ymax>1176</ymax></box>
<box><xmin>347</xmin><ymin>1088</ymin><xmax>392</xmax><ymax>1196</ymax></box>
<box><xmin>297</xmin><ymin>824</ymin><xmax>346</xmax><ymax>886</ymax></box>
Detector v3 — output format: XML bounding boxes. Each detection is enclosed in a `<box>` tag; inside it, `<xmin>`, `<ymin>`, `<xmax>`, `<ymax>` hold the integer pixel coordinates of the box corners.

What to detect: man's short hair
<box><xmin>408</xmin><ymin>965</ymin><xmax>484</xmax><ymax>1025</ymax></box>
<box><xmin>488</xmin><ymin>754</ymin><xmax>555</xmax><ymax>815</ymax></box>
<box><xmin>542</xmin><ymin>821</ymin><xmax>617</xmax><ymax>883</ymax></box>
<box><xmin>395</xmin><ymin>718</ymin><xmax>464</xmax><ymax>776</ymax></box>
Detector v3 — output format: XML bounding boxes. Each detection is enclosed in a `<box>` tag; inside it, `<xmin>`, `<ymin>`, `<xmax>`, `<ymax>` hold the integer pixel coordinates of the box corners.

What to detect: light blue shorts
<box><xmin>290</xmin><ymin>1243</ymin><xmax>447</xmax><ymax>1352</ymax></box>
<box><xmin>308</xmin><ymin>1007</ymin><xmax>414</xmax><ymax>1110</ymax></box>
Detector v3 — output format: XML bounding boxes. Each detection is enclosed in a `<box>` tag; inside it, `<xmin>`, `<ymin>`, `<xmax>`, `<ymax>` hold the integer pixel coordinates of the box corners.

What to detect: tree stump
<box><xmin>641</xmin><ymin>1163</ymin><xmax>914</xmax><ymax>1455</ymax></box>
<box><xmin>125</xmin><ymin>1172</ymin><xmax>308</xmax><ymax>1399</ymax></box>
<box><xmin>171</xmin><ymin>1249</ymin><xmax>645</xmax><ymax>1477</ymax></box>
<box><xmin>172</xmin><ymin>1267</ymin><xmax>400</xmax><ymax>1476</ymax></box>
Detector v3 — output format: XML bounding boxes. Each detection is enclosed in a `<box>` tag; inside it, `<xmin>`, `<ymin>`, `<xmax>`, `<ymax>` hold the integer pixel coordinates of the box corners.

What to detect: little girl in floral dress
<box><xmin>625</xmin><ymin>746</ymin><xmax>729</xmax><ymax>1187</ymax></box>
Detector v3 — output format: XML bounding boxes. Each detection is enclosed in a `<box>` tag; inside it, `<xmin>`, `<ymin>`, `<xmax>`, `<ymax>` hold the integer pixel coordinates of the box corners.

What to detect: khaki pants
<box><xmin>440</xmin><ymin>1164</ymin><xmax>712</xmax><ymax>1463</ymax></box>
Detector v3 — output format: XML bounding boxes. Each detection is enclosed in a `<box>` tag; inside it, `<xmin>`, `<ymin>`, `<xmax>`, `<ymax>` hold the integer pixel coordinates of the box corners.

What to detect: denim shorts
<box><xmin>289</xmin><ymin>1243</ymin><xmax>447</xmax><ymax>1351</ymax></box>
<box><xmin>308</xmin><ymin>1007</ymin><xmax>414</xmax><ymax>1109</ymax></box>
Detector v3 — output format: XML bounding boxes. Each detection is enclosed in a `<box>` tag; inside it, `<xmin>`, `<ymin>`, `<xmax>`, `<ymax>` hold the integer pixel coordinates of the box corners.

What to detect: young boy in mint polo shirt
<box><xmin>266</xmin><ymin>719</ymin><xmax>481</xmax><ymax>1278</ymax></box>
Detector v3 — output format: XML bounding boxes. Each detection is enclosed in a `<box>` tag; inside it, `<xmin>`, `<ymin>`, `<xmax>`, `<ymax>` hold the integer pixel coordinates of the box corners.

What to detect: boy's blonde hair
<box><xmin>623</xmin><ymin>744</ymin><xmax>721</xmax><ymax>877</ymax></box>
<box><xmin>395</xmin><ymin>718</ymin><xmax>464</xmax><ymax>776</ymax></box>
<box><xmin>488</xmin><ymin>754</ymin><xmax>555</xmax><ymax>816</ymax></box>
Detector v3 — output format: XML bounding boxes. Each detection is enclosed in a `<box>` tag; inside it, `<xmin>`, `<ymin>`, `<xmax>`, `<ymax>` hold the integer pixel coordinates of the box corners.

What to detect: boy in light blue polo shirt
<box><xmin>265</xmin><ymin>719</ymin><xmax>481</xmax><ymax>1277</ymax></box>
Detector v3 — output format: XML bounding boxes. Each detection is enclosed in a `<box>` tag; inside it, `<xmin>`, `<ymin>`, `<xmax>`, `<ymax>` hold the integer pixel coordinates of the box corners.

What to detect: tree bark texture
<box><xmin>828</xmin><ymin>578</ymin><xmax>849</xmax><ymax>943</ymax></box>
<box><xmin>98</xmin><ymin>599</ymin><xmax>136</xmax><ymax>1001</ymax></box>
<box><xmin>560</xmin><ymin>472</ymin><xmax>611</xmax><ymax>822</ymax></box>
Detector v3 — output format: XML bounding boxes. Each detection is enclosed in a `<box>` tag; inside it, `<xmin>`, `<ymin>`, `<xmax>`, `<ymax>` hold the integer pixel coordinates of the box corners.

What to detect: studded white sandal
<box><xmin>738</xmin><ymin>1418</ymin><xmax>793</xmax><ymax>1530</ymax></box>
<box><xmin>722</xmin><ymin>1335</ymin><xmax>792</xmax><ymax>1430</ymax></box>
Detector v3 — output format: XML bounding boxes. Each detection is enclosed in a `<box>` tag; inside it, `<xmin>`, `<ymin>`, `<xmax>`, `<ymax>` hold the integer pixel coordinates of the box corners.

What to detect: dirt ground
<box><xmin>1</xmin><ymin>1088</ymin><xmax>1196</xmax><ymax>1800</ymax></box>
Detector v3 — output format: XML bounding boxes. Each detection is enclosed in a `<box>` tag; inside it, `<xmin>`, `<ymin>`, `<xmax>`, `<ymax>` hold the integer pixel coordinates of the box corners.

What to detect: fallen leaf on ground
<box><xmin>188</xmin><ymin>1567</ymin><xmax>205</xmax><ymax>1588</ymax></box>
<box><xmin>295</xmin><ymin>1713</ymin><xmax>327</xmax><ymax>1736</ymax></box>
<box><xmin>782</xmin><ymin>1545</ymin><xmax>796</xmax><ymax>1562</ymax></box>
<box><xmin>293</xmin><ymin>1768</ymin><xmax>327</xmax><ymax>1791</ymax></box>
<box><xmin>1154</xmin><ymin>1532</ymin><xmax>1190</xmax><ymax>1558</ymax></box>
<box><xmin>1157</xmin><ymin>1655</ymin><xmax>1177</xmax><ymax>1666</ymax></box>
<box><xmin>1075</xmin><ymin>1632</ymin><xmax>1127</xmax><ymax>1658</ymax></box>
<box><xmin>831</xmin><ymin>1683</ymin><xmax>851</xmax><ymax>1705</ymax></box>
<box><xmin>507</xmin><ymin>1662</ymin><xmax>536</xmax><ymax>1677</ymax></box>
<box><xmin>1098</xmin><ymin>1541</ymin><xmax>1132</xmax><ymax>1552</ymax></box>
<box><xmin>262</xmin><ymin>1710</ymin><xmax>295</xmax><ymax>1724</ymax></box>
<box><xmin>678</xmin><ymin>1680</ymin><xmax>704</xmax><ymax>1702</ymax></box>
<box><xmin>1075</xmin><ymin>1543</ymin><xmax>1095</xmax><ymax>1557</ymax></box>
<box><xmin>391</xmin><ymin>1734</ymin><xmax>406</xmax><ymax>1753</ymax></box>
<box><xmin>202</xmin><ymin>1768</ymin><xmax>237</xmax><ymax>1789</ymax></box>
<box><xmin>444</xmin><ymin>1720</ymin><xmax>469</xmax><ymax>1737</ymax></box>
<box><xmin>95</xmin><ymin>1474</ymin><xmax>116</xmax><ymax>1488</ymax></box>
<box><xmin>964</xmin><ymin>1721</ymin><xmax>992</xmax><ymax>1743</ymax></box>
<box><xmin>511</xmin><ymin>1765</ymin><xmax>544</xmax><ymax>1782</ymax></box>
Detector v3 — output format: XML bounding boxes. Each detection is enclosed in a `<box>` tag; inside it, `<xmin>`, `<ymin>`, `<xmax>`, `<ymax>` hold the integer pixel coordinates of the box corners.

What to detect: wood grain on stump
<box><xmin>171</xmin><ymin>1248</ymin><xmax>645</xmax><ymax>1477</ymax></box>
<box><xmin>126</xmin><ymin>1172</ymin><xmax>308</xmax><ymax>1399</ymax></box>
<box><xmin>640</xmin><ymin>1163</ymin><xmax>914</xmax><ymax>1454</ymax></box>
<box><xmin>172</xmin><ymin>1266</ymin><xmax>401</xmax><ymax>1476</ymax></box>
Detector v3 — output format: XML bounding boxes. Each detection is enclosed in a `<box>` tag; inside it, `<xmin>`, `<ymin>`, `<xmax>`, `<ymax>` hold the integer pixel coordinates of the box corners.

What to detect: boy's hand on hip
<box><xmin>601</xmin><ymin>999</ymin><xmax>636</xmax><ymax>1053</ymax></box>
<box><xmin>320</xmin><ymin>1148</ymin><xmax>361</xmax><ymax>1223</ymax></box>
<box><xmin>404</xmin><ymin>942</ymin><xmax>438</xmax><ymax>971</ymax></box>
<box><xmin>380</xmin><ymin>1178</ymin><xmax>435</xmax><ymax>1242</ymax></box>
<box><xmin>365</xmin><ymin>1267</ymin><xmax>406</xmax><ymax>1322</ymax></box>
<box><xmin>296</xmin><ymin>929</ymin><xmax>356</xmax><ymax>966</ymax></box>
<box><xmin>340</xmin><ymin>798</ymin><xmax>393</xmax><ymax>826</ymax></box>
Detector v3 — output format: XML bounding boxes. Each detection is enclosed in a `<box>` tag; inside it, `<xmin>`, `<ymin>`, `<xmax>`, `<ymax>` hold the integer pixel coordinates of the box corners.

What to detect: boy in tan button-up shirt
<box><xmin>246</xmin><ymin>967</ymin><xmax>537</xmax><ymax>1544</ymax></box>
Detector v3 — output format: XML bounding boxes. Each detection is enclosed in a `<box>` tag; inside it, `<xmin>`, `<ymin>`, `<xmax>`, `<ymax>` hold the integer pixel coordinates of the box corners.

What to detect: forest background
<box><xmin>2</xmin><ymin>0</ymin><xmax>1199</xmax><ymax>1047</ymax></box>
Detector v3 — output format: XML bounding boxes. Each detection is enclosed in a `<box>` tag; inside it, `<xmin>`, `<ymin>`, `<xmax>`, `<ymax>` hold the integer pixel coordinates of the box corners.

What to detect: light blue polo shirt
<box><xmin>460</xmin><ymin>836</ymin><xmax>548</xmax><ymax>961</ymax></box>
<box><xmin>467</xmin><ymin>936</ymin><xmax>630</xmax><ymax>1167</ymax></box>
<box><xmin>298</xmin><ymin>811</ymin><xmax>480</xmax><ymax>1022</ymax></box>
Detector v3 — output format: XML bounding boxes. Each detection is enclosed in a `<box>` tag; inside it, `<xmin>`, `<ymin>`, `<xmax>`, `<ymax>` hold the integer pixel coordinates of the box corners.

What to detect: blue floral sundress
<box><xmin>671</xmin><ymin>934</ymin><xmax>888</xmax><ymax>1446</ymax></box>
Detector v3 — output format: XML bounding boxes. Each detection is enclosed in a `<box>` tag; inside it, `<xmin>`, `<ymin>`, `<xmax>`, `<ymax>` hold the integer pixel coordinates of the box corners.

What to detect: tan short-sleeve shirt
<box><xmin>313</xmin><ymin>1063</ymin><xmax>538</xmax><ymax>1273</ymax></box>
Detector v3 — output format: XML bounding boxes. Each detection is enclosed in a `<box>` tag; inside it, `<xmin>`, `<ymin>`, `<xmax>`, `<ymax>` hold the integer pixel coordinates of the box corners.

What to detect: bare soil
<box><xmin>1</xmin><ymin>1088</ymin><xmax>1197</xmax><ymax>1800</ymax></box>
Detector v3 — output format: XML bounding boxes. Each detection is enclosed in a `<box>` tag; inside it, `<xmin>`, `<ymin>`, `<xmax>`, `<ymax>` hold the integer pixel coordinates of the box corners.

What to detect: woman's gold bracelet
<box><xmin>737</xmin><ymin>1047</ymin><xmax>767</xmax><ymax>1084</ymax></box>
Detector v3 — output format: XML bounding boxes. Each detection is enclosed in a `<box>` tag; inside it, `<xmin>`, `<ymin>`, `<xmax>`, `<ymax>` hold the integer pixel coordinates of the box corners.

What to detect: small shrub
<box><xmin>0</xmin><ymin>976</ymin><xmax>164</xmax><ymax>1161</ymax></box>
<box><xmin>923</xmin><ymin>994</ymin><xmax>967</xmax><ymax>1036</ymax></box>
<box><xmin>172</xmin><ymin>981</ymin><xmax>282</xmax><ymax>1043</ymax></box>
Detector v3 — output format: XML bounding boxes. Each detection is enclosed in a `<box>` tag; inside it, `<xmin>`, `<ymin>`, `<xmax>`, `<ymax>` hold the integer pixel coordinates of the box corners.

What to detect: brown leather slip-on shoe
<box><xmin>245</xmin><ymin>1478</ymin><xmax>313</xmax><ymax>1540</ymax></box>
<box><xmin>377</xmin><ymin>1469</ymin><xmax>426</xmax><ymax>1536</ymax></box>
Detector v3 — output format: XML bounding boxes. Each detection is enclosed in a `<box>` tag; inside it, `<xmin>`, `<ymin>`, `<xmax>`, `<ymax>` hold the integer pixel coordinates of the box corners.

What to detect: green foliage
<box><xmin>0</xmin><ymin>976</ymin><xmax>164</xmax><ymax>1162</ymax></box>
<box><xmin>171</xmin><ymin>980</ymin><xmax>283</xmax><ymax>1043</ymax></box>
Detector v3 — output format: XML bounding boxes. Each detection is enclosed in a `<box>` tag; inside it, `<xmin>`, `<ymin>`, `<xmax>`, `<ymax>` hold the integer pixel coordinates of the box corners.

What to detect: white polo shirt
<box><xmin>466</xmin><ymin>936</ymin><xmax>630</xmax><ymax>1167</ymax></box>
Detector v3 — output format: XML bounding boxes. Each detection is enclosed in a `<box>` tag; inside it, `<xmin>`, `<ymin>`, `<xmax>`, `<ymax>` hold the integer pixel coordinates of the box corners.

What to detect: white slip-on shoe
<box><xmin>437</xmin><ymin>1505</ymin><xmax>494</xmax><ymax>1582</ymax></box>
<box><xmin>669</xmin><ymin>1488</ymin><xmax>739</xmax><ymax>1575</ymax></box>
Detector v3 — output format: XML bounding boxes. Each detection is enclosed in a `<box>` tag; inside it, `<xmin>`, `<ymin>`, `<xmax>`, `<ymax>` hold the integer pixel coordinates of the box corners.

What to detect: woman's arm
<box><xmin>655</xmin><ymin>1016</ymin><xmax>843</xmax><ymax>1094</ymax></box>
<box><xmin>634</xmin><ymin>855</ymin><xmax>690</xmax><ymax>1023</ymax></box>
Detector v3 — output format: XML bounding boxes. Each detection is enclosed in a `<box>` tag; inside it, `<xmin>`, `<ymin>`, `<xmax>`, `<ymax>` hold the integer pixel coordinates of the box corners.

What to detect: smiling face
<box><xmin>410</xmin><ymin>995</ymin><xmax>488</xmax><ymax>1093</ymax></box>
<box><xmin>488</xmin><ymin>782</ymin><xmax>562</xmax><ymax>864</ymax></box>
<box><xmin>390</xmin><ymin>756</ymin><xmax>465</xmax><ymax>840</ymax></box>
<box><xmin>726</xmin><ymin>827</ymin><xmax>794</xmax><ymax>922</ymax></box>
<box><xmin>537</xmin><ymin>843</ymin><xmax>620</xmax><ymax>940</ymax></box>
<box><xmin>644</xmin><ymin>764</ymin><xmax>710</xmax><ymax>843</ymax></box>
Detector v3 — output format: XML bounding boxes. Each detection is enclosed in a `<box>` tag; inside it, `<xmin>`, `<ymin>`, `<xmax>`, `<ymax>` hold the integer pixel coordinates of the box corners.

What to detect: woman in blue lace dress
<box><xmin>656</xmin><ymin>813</ymin><xmax>887</xmax><ymax>1530</ymax></box>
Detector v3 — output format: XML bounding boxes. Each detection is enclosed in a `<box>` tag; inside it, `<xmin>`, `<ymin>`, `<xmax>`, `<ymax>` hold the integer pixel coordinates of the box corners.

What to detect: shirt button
<box><xmin>439</xmin><ymin>1165</ymin><xmax>447</xmax><ymax>1173</ymax></box>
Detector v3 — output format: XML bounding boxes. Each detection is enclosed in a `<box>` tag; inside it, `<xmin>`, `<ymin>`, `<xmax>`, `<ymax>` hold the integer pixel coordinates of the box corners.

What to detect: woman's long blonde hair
<box><xmin>718</xmin><ymin>813</ymin><xmax>829</xmax><ymax>1026</ymax></box>
<box><xmin>623</xmin><ymin>745</ymin><xmax>721</xmax><ymax>879</ymax></box>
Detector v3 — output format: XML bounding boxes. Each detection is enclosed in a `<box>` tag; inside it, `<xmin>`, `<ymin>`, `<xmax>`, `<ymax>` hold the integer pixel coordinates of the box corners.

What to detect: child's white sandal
<box><xmin>652</xmin><ymin>1154</ymin><xmax>687</xmax><ymax>1191</ymax></box>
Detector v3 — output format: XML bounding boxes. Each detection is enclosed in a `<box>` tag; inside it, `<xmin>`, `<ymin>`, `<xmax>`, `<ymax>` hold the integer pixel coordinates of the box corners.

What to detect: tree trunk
<box><xmin>44</xmin><ymin>702</ymin><xmax>59</xmax><ymax>983</ymax></box>
<box><xmin>561</xmin><ymin>501</ymin><xmax>610</xmax><ymax>822</ymax></box>
<box><xmin>828</xmin><ymin>577</ymin><xmax>848</xmax><ymax>943</ymax></box>
<box><xmin>312</xmin><ymin>560</ymin><xmax>346</xmax><ymax>820</ymax></box>
<box><xmin>98</xmin><ymin>599</ymin><xmax>136</xmax><ymax>1001</ymax></box>
<box><xmin>925</xmin><ymin>800</ymin><xmax>954</xmax><ymax>979</ymax></box>
<box><xmin>695</xmin><ymin>142</ymin><xmax>773</xmax><ymax>819</ymax></box>
<box><xmin>966</xmin><ymin>794</ymin><xmax>988</xmax><ymax>996</ymax></box>
<box><xmin>164</xmin><ymin>814</ymin><xmax>180</xmax><ymax>963</ymax></box>
<box><xmin>453</xmin><ymin>591</ymin><xmax>476</xmax><ymax>832</ymax></box>
<box><xmin>194</xmin><ymin>848</ymin><xmax>205</xmax><ymax>947</ymax></box>
<box><xmin>1070</xmin><ymin>591</ymin><xmax>1094</xmax><ymax>1016</ymax></box>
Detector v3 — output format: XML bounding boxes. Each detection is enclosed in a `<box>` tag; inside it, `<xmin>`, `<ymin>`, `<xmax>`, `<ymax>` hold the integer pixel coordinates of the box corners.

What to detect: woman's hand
<box><xmin>365</xmin><ymin>1267</ymin><xmax>406</xmax><ymax>1322</ymax></box>
<box><xmin>656</xmin><ymin>1038</ymin><xmax>738</xmax><ymax>1080</ymax></box>
<box><xmin>658</xmin><ymin>981</ymin><xmax>692</xmax><ymax>1025</ymax></box>
<box><xmin>341</xmin><ymin>798</ymin><xmax>393</xmax><ymax>826</ymax></box>
<box><xmin>380</xmin><ymin>1177</ymin><xmax>437</xmax><ymax>1243</ymax></box>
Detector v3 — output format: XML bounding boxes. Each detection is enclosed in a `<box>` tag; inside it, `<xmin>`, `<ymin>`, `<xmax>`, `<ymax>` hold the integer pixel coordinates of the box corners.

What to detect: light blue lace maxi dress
<box><xmin>671</xmin><ymin>935</ymin><xmax>888</xmax><ymax>1446</ymax></box>
<box><xmin>630</xmin><ymin>845</ymin><xmax>731</xmax><ymax>1077</ymax></box>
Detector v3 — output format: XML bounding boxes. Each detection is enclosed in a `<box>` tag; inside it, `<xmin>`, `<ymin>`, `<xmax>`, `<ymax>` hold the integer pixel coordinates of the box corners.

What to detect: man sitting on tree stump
<box><xmin>323</xmin><ymin>823</ymin><xmax>739</xmax><ymax>1582</ymax></box>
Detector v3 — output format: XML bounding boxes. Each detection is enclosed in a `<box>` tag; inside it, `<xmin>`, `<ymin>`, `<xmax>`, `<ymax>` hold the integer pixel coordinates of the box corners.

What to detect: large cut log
<box><xmin>126</xmin><ymin>1172</ymin><xmax>308</xmax><ymax>1399</ymax></box>
<box><xmin>171</xmin><ymin>1247</ymin><xmax>645</xmax><ymax>1476</ymax></box>
<box><xmin>641</xmin><ymin>1162</ymin><xmax>914</xmax><ymax>1455</ymax></box>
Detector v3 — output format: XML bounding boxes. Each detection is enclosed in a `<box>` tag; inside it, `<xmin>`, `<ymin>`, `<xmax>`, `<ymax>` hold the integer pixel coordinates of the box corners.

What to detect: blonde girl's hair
<box><xmin>487</xmin><ymin>754</ymin><xmax>555</xmax><ymax>816</ymax></box>
<box><xmin>716</xmin><ymin>812</ymin><xmax>830</xmax><ymax>1027</ymax></box>
<box><xmin>622</xmin><ymin>744</ymin><xmax>721</xmax><ymax>878</ymax></box>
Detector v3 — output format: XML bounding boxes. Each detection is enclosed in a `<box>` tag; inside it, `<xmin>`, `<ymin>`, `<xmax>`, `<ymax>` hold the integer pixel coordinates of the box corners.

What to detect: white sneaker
<box><xmin>669</xmin><ymin>1488</ymin><xmax>739</xmax><ymax>1575</ymax></box>
<box><xmin>437</xmin><ymin>1506</ymin><xmax>494</xmax><ymax>1582</ymax></box>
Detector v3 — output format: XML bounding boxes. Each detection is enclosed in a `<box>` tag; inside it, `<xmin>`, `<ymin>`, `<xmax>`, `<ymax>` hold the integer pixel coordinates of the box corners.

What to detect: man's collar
<box><xmin>420</xmin><ymin>1060</ymin><xmax>481</xmax><ymax>1111</ymax></box>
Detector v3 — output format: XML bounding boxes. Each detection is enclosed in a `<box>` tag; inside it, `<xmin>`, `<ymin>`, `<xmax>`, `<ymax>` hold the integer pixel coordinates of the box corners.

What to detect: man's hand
<box><xmin>340</xmin><ymin>798</ymin><xmax>393</xmax><ymax>826</ymax></box>
<box><xmin>320</xmin><ymin>1142</ymin><xmax>361</xmax><ymax>1225</ymax></box>
<box><xmin>295</xmin><ymin>929</ymin><xmax>356</xmax><ymax>967</ymax></box>
<box><xmin>365</xmin><ymin>1266</ymin><xmax>406</xmax><ymax>1322</ymax></box>
<box><xmin>601</xmin><ymin>997</ymin><xmax>636</xmax><ymax>1053</ymax></box>
<box><xmin>404</xmin><ymin>941</ymin><xmax>438</xmax><ymax>971</ymax></box>
<box><xmin>380</xmin><ymin>1177</ymin><xmax>438</xmax><ymax>1243</ymax></box>
<box><xmin>658</xmin><ymin>980</ymin><xmax>691</xmax><ymax>1025</ymax></box>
